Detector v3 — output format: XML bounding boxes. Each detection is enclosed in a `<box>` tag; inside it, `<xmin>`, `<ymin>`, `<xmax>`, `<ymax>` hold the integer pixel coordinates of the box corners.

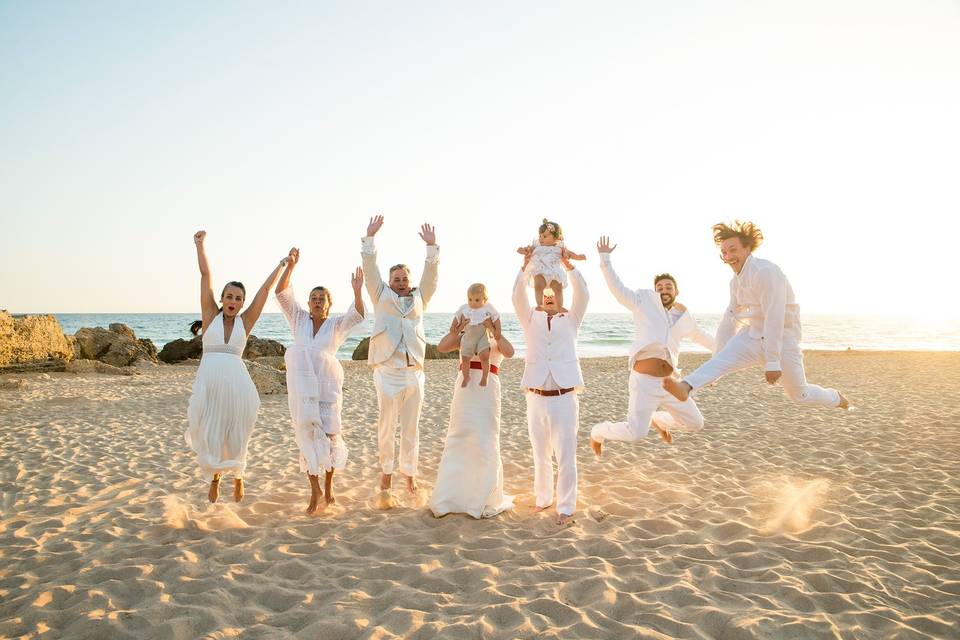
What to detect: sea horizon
<box><xmin>32</xmin><ymin>312</ymin><xmax>960</xmax><ymax>360</ymax></box>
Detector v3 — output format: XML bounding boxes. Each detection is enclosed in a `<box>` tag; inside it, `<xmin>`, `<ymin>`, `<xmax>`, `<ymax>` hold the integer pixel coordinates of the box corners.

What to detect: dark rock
<box><xmin>351</xmin><ymin>337</ymin><xmax>456</xmax><ymax>361</ymax></box>
<box><xmin>73</xmin><ymin>325</ymin><xmax>158</xmax><ymax>367</ymax></box>
<box><xmin>158</xmin><ymin>336</ymin><xmax>202</xmax><ymax>363</ymax></box>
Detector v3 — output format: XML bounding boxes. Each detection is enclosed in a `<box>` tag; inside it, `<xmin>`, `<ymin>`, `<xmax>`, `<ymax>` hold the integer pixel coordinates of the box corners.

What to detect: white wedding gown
<box><xmin>185</xmin><ymin>313</ymin><xmax>260</xmax><ymax>479</ymax></box>
<box><xmin>430</xmin><ymin>346</ymin><xmax>514</xmax><ymax>518</ymax></box>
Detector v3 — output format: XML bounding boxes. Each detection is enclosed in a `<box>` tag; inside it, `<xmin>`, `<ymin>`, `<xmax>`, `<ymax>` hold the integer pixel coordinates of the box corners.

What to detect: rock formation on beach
<box><xmin>72</xmin><ymin>324</ymin><xmax>159</xmax><ymax>367</ymax></box>
<box><xmin>0</xmin><ymin>311</ymin><xmax>75</xmax><ymax>369</ymax></box>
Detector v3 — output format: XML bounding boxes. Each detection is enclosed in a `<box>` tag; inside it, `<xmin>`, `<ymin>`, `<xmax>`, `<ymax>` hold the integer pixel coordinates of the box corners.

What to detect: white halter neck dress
<box><xmin>185</xmin><ymin>313</ymin><xmax>261</xmax><ymax>479</ymax></box>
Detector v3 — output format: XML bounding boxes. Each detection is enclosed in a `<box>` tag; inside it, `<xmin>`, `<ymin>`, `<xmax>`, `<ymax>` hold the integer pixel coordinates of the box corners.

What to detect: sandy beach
<box><xmin>1</xmin><ymin>351</ymin><xmax>958</xmax><ymax>639</ymax></box>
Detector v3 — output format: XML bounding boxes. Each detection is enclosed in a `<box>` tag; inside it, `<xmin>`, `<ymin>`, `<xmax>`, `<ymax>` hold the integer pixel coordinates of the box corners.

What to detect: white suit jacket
<box><xmin>512</xmin><ymin>265</ymin><xmax>589</xmax><ymax>391</ymax></box>
<box><xmin>361</xmin><ymin>236</ymin><xmax>439</xmax><ymax>367</ymax></box>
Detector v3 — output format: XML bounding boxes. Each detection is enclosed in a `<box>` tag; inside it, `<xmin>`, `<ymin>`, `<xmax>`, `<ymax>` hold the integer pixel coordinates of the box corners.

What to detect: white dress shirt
<box><xmin>714</xmin><ymin>254</ymin><xmax>800</xmax><ymax>370</ymax></box>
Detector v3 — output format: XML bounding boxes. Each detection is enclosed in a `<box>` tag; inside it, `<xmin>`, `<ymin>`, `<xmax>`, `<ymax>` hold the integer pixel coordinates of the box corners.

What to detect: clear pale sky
<box><xmin>2</xmin><ymin>1</ymin><xmax>958</xmax><ymax>317</ymax></box>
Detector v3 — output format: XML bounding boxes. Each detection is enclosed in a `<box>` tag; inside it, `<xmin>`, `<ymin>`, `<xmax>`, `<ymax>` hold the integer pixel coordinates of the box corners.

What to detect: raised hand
<box><xmin>562</xmin><ymin>247</ymin><xmax>587</xmax><ymax>261</ymax></box>
<box><xmin>287</xmin><ymin>247</ymin><xmax>300</xmax><ymax>264</ymax></box>
<box><xmin>516</xmin><ymin>245</ymin><xmax>533</xmax><ymax>256</ymax></box>
<box><xmin>419</xmin><ymin>223</ymin><xmax>436</xmax><ymax>245</ymax></box>
<box><xmin>597</xmin><ymin>236</ymin><xmax>617</xmax><ymax>254</ymax></box>
<box><xmin>367</xmin><ymin>215</ymin><xmax>385</xmax><ymax>237</ymax></box>
<box><xmin>351</xmin><ymin>267</ymin><xmax>364</xmax><ymax>293</ymax></box>
<box><xmin>194</xmin><ymin>230</ymin><xmax>207</xmax><ymax>245</ymax></box>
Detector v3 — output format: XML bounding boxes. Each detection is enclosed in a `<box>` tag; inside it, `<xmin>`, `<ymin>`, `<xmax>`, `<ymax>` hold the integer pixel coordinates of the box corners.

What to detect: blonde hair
<box><xmin>712</xmin><ymin>220</ymin><xmax>764</xmax><ymax>251</ymax></box>
<box><xmin>467</xmin><ymin>283</ymin><xmax>488</xmax><ymax>299</ymax></box>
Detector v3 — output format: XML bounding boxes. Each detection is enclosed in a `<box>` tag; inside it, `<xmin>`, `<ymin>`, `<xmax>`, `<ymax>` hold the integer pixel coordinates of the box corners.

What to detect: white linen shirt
<box><xmin>714</xmin><ymin>253</ymin><xmax>801</xmax><ymax>370</ymax></box>
<box><xmin>599</xmin><ymin>253</ymin><xmax>715</xmax><ymax>370</ymax></box>
<box><xmin>456</xmin><ymin>303</ymin><xmax>500</xmax><ymax>326</ymax></box>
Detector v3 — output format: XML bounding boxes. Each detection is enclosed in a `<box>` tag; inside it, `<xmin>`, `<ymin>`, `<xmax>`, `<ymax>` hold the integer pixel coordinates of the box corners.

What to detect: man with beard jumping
<box><xmin>590</xmin><ymin>236</ymin><xmax>715</xmax><ymax>458</ymax></box>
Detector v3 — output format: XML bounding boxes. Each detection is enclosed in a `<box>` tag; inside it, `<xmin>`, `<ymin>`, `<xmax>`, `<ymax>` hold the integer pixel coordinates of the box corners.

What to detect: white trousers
<box><xmin>526</xmin><ymin>391</ymin><xmax>579</xmax><ymax>516</ymax></box>
<box><xmin>591</xmin><ymin>372</ymin><xmax>704</xmax><ymax>443</ymax></box>
<box><xmin>684</xmin><ymin>331</ymin><xmax>840</xmax><ymax>407</ymax></box>
<box><xmin>374</xmin><ymin>367</ymin><xmax>424</xmax><ymax>476</ymax></box>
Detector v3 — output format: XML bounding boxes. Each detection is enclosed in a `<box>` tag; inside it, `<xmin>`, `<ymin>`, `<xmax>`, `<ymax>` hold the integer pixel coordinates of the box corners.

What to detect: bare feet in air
<box><xmin>208</xmin><ymin>474</ymin><xmax>221</xmax><ymax>503</ymax></box>
<box><xmin>306</xmin><ymin>474</ymin><xmax>322</xmax><ymax>514</ymax></box>
<box><xmin>380</xmin><ymin>473</ymin><xmax>392</xmax><ymax>491</ymax></box>
<box><xmin>480</xmin><ymin>375</ymin><xmax>488</xmax><ymax>387</ymax></box>
<box><xmin>662</xmin><ymin>377</ymin><xmax>691</xmax><ymax>402</ymax></box>
<box><xmin>556</xmin><ymin>513</ymin><xmax>574</xmax><ymax>526</ymax></box>
<box><xmin>838</xmin><ymin>392</ymin><xmax>850</xmax><ymax>410</ymax></box>
<box><xmin>590</xmin><ymin>438</ymin><xmax>603</xmax><ymax>460</ymax></box>
<box><xmin>233</xmin><ymin>478</ymin><xmax>244</xmax><ymax>502</ymax></box>
<box><xmin>461</xmin><ymin>371</ymin><xmax>470</xmax><ymax>387</ymax></box>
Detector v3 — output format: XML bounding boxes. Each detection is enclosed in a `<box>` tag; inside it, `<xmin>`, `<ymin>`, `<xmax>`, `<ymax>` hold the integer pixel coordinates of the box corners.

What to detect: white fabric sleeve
<box><xmin>275</xmin><ymin>287</ymin><xmax>306</xmax><ymax>329</ymax></box>
<box><xmin>512</xmin><ymin>268</ymin><xmax>532</xmax><ymax>329</ymax></box>
<box><xmin>361</xmin><ymin>236</ymin><xmax>385</xmax><ymax>303</ymax></box>
<box><xmin>599</xmin><ymin>254</ymin><xmax>641</xmax><ymax>312</ymax></box>
<box><xmin>759</xmin><ymin>264</ymin><xmax>787</xmax><ymax>370</ymax></box>
<box><xmin>567</xmin><ymin>267</ymin><xmax>589</xmax><ymax>327</ymax></box>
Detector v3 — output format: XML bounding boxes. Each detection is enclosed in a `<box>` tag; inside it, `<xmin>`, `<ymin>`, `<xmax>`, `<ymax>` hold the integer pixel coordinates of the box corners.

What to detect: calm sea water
<box><xmin>52</xmin><ymin>313</ymin><xmax>960</xmax><ymax>360</ymax></box>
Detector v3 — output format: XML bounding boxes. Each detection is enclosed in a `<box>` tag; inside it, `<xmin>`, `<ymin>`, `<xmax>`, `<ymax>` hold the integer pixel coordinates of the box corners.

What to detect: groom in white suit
<box><xmin>362</xmin><ymin>215</ymin><xmax>439</xmax><ymax>496</ymax></box>
<box><xmin>513</xmin><ymin>249</ymin><xmax>589</xmax><ymax>525</ymax></box>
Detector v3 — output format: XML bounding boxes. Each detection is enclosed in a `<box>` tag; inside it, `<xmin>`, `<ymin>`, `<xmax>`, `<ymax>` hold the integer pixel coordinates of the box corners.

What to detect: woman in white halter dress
<box><xmin>274</xmin><ymin>248</ymin><xmax>366</xmax><ymax>513</ymax></box>
<box><xmin>185</xmin><ymin>231</ymin><xmax>288</xmax><ymax>503</ymax></box>
<box><xmin>429</xmin><ymin>315</ymin><xmax>515</xmax><ymax>519</ymax></box>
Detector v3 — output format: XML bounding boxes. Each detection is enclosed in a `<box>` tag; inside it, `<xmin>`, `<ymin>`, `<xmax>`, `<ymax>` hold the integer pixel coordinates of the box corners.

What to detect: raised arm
<box><xmin>194</xmin><ymin>231</ymin><xmax>219</xmax><ymax>330</ymax></box>
<box><xmin>417</xmin><ymin>223</ymin><xmax>439</xmax><ymax>306</ymax></box>
<box><xmin>512</xmin><ymin>253</ymin><xmax>533</xmax><ymax>329</ymax></box>
<box><xmin>361</xmin><ymin>215</ymin><xmax>386</xmax><ymax>302</ymax></box>
<box><xmin>275</xmin><ymin>247</ymin><xmax>299</xmax><ymax>294</ymax></box>
<box><xmin>596</xmin><ymin>236</ymin><xmax>641</xmax><ymax>311</ymax></box>
<box><xmin>242</xmin><ymin>255</ymin><xmax>289</xmax><ymax>334</ymax></box>
<box><xmin>759</xmin><ymin>264</ymin><xmax>788</xmax><ymax>375</ymax></box>
<box><xmin>564</xmin><ymin>259</ymin><xmax>589</xmax><ymax>327</ymax></box>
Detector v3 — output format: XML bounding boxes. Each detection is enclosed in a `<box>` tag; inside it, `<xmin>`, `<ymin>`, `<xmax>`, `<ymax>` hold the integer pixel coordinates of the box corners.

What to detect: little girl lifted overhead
<box><xmin>517</xmin><ymin>219</ymin><xmax>586</xmax><ymax>308</ymax></box>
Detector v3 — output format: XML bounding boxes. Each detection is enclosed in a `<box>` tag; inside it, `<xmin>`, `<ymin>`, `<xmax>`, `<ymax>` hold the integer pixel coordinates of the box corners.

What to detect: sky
<box><xmin>2</xmin><ymin>1</ymin><xmax>959</xmax><ymax>318</ymax></box>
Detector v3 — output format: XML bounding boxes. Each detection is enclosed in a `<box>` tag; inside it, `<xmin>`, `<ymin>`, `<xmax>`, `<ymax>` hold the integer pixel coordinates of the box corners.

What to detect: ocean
<box><xmin>52</xmin><ymin>313</ymin><xmax>960</xmax><ymax>360</ymax></box>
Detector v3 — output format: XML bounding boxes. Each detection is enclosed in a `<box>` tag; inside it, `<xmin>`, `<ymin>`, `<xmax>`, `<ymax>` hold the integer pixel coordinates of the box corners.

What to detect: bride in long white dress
<box><xmin>274</xmin><ymin>247</ymin><xmax>366</xmax><ymax>514</ymax></box>
<box><xmin>185</xmin><ymin>230</ymin><xmax>288</xmax><ymax>503</ymax></box>
<box><xmin>429</xmin><ymin>315</ymin><xmax>515</xmax><ymax>518</ymax></box>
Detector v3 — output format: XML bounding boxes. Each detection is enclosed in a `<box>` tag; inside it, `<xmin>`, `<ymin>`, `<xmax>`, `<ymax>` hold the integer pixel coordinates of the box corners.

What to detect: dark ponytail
<box><xmin>189</xmin><ymin>281</ymin><xmax>246</xmax><ymax>336</ymax></box>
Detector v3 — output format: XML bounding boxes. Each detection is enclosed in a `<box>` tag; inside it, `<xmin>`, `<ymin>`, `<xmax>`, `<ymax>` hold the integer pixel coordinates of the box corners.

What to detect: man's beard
<box><xmin>660</xmin><ymin>294</ymin><xmax>674</xmax><ymax>307</ymax></box>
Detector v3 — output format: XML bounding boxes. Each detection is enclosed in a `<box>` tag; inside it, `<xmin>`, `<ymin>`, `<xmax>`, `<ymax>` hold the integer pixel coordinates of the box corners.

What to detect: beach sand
<box><xmin>1</xmin><ymin>352</ymin><xmax>958</xmax><ymax>639</ymax></box>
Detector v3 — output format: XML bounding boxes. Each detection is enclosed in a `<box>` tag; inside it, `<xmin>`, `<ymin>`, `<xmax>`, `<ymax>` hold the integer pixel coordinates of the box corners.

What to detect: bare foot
<box><xmin>480</xmin><ymin>376</ymin><xmax>488</xmax><ymax>387</ymax></box>
<box><xmin>324</xmin><ymin>470</ymin><xmax>335</xmax><ymax>505</ymax></box>
<box><xmin>556</xmin><ymin>513</ymin><xmax>574</xmax><ymax>526</ymax></box>
<box><xmin>837</xmin><ymin>392</ymin><xmax>850</xmax><ymax>410</ymax></box>
<box><xmin>208</xmin><ymin>474</ymin><xmax>221</xmax><ymax>503</ymax></box>
<box><xmin>662</xmin><ymin>377</ymin><xmax>691</xmax><ymax>402</ymax></box>
<box><xmin>590</xmin><ymin>438</ymin><xmax>602</xmax><ymax>460</ymax></box>
<box><xmin>306</xmin><ymin>474</ymin><xmax>322</xmax><ymax>514</ymax></box>
<box><xmin>405</xmin><ymin>474</ymin><xmax>418</xmax><ymax>494</ymax></box>
<box><xmin>375</xmin><ymin>489</ymin><xmax>396</xmax><ymax>510</ymax></box>
<box><xmin>534</xmin><ymin>504</ymin><xmax>552</xmax><ymax>513</ymax></box>
<box><xmin>233</xmin><ymin>478</ymin><xmax>244</xmax><ymax>502</ymax></box>
<box><xmin>461</xmin><ymin>373</ymin><xmax>470</xmax><ymax>387</ymax></box>
<box><xmin>380</xmin><ymin>473</ymin><xmax>392</xmax><ymax>491</ymax></box>
<box><xmin>653</xmin><ymin>424</ymin><xmax>674</xmax><ymax>444</ymax></box>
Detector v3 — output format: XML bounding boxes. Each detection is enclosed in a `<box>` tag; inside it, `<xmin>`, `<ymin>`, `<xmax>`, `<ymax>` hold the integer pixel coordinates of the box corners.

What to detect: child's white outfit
<box><xmin>456</xmin><ymin>303</ymin><xmax>500</xmax><ymax>358</ymax></box>
<box><xmin>527</xmin><ymin>240</ymin><xmax>568</xmax><ymax>289</ymax></box>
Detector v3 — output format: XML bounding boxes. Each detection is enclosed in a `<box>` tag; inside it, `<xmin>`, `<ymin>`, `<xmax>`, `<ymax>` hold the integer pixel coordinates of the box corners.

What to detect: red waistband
<box><xmin>469</xmin><ymin>361</ymin><xmax>499</xmax><ymax>375</ymax></box>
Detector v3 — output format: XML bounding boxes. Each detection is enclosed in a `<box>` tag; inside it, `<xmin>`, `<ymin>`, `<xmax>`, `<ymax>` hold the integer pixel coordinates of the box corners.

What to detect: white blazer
<box><xmin>361</xmin><ymin>236</ymin><xmax>439</xmax><ymax>367</ymax></box>
<box><xmin>512</xmin><ymin>265</ymin><xmax>589</xmax><ymax>391</ymax></box>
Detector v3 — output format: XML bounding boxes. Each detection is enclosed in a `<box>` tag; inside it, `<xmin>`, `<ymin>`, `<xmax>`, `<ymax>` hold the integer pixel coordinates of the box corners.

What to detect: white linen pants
<box><xmin>684</xmin><ymin>331</ymin><xmax>840</xmax><ymax>407</ymax></box>
<box><xmin>591</xmin><ymin>372</ymin><xmax>704</xmax><ymax>443</ymax></box>
<box><xmin>526</xmin><ymin>391</ymin><xmax>579</xmax><ymax>516</ymax></box>
<box><xmin>374</xmin><ymin>367</ymin><xmax>424</xmax><ymax>476</ymax></box>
